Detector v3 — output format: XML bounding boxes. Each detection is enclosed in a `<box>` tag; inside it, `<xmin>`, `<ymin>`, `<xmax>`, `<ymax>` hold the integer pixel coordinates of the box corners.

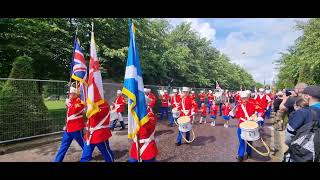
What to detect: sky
<box><xmin>166</xmin><ymin>18</ymin><xmax>309</xmax><ymax>85</ymax></box>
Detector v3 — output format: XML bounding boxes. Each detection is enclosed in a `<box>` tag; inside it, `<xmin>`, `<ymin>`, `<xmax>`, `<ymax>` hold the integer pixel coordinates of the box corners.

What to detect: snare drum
<box><xmin>177</xmin><ymin>116</ymin><xmax>192</xmax><ymax>132</ymax></box>
<box><xmin>239</xmin><ymin>121</ymin><xmax>260</xmax><ymax>141</ymax></box>
<box><xmin>172</xmin><ymin>108</ymin><xmax>180</xmax><ymax>118</ymax></box>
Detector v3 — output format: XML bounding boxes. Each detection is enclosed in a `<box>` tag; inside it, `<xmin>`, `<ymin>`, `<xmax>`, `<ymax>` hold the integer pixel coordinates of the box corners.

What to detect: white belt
<box><xmin>86</xmin><ymin>112</ymin><xmax>110</xmax><ymax>145</ymax></box>
<box><xmin>87</xmin><ymin>125</ymin><xmax>110</xmax><ymax>132</ymax></box>
<box><xmin>67</xmin><ymin>109</ymin><xmax>84</xmax><ymax>121</ymax></box>
<box><xmin>134</xmin><ymin>130</ymin><xmax>156</xmax><ymax>158</ymax></box>
<box><xmin>133</xmin><ymin>130</ymin><xmax>155</xmax><ymax>144</ymax></box>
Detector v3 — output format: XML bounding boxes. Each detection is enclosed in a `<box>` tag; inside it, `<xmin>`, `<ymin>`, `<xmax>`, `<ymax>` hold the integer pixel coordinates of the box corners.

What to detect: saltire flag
<box><xmin>86</xmin><ymin>30</ymin><xmax>105</xmax><ymax>119</ymax></box>
<box><xmin>122</xmin><ymin>19</ymin><xmax>149</xmax><ymax>139</ymax></box>
<box><xmin>71</xmin><ymin>38</ymin><xmax>88</xmax><ymax>105</ymax></box>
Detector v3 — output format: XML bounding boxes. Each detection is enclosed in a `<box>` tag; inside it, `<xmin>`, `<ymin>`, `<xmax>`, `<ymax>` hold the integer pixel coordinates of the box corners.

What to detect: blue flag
<box><xmin>122</xmin><ymin>19</ymin><xmax>149</xmax><ymax>139</ymax></box>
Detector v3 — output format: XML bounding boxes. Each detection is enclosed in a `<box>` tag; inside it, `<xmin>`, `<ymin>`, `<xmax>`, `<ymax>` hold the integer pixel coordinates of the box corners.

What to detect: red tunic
<box><xmin>235</xmin><ymin>94</ymin><xmax>241</xmax><ymax>102</ymax></box>
<box><xmin>222</xmin><ymin>105</ymin><xmax>231</xmax><ymax>116</ymax></box>
<box><xmin>207</xmin><ymin>93</ymin><xmax>214</xmax><ymax>104</ymax></box>
<box><xmin>66</xmin><ymin>97</ymin><xmax>85</xmax><ymax>133</ymax></box>
<box><xmin>178</xmin><ymin>96</ymin><xmax>193</xmax><ymax>117</ymax></box>
<box><xmin>191</xmin><ymin>93</ymin><xmax>196</xmax><ymax>101</ymax></box>
<box><xmin>210</xmin><ymin>105</ymin><xmax>219</xmax><ymax>116</ymax></box>
<box><xmin>200</xmin><ymin>106</ymin><xmax>207</xmax><ymax>116</ymax></box>
<box><xmin>148</xmin><ymin>93</ymin><xmax>156</xmax><ymax>109</ymax></box>
<box><xmin>192</xmin><ymin>100</ymin><xmax>198</xmax><ymax>113</ymax></box>
<box><xmin>130</xmin><ymin>109</ymin><xmax>158</xmax><ymax>160</ymax></box>
<box><xmin>234</xmin><ymin>101</ymin><xmax>256</xmax><ymax>127</ymax></box>
<box><xmin>170</xmin><ymin>94</ymin><xmax>181</xmax><ymax>108</ymax></box>
<box><xmin>255</xmin><ymin>94</ymin><xmax>271</xmax><ymax>116</ymax></box>
<box><xmin>84</xmin><ymin>102</ymin><xmax>112</xmax><ymax>144</ymax></box>
<box><xmin>198</xmin><ymin>92</ymin><xmax>206</xmax><ymax>102</ymax></box>
<box><xmin>114</xmin><ymin>95</ymin><xmax>126</xmax><ymax>113</ymax></box>
<box><xmin>159</xmin><ymin>93</ymin><xmax>170</xmax><ymax>107</ymax></box>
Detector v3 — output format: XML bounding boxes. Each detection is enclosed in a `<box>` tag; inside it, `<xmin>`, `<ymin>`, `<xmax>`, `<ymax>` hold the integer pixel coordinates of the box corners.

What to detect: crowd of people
<box><xmin>53</xmin><ymin>82</ymin><xmax>320</xmax><ymax>162</ymax></box>
<box><xmin>272</xmin><ymin>83</ymin><xmax>320</xmax><ymax>162</ymax></box>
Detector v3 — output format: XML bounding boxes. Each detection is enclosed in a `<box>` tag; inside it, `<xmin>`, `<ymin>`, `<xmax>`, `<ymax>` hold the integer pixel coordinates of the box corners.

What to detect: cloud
<box><xmin>167</xmin><ymin>18</ymin><xmax>216</xmax><ymax>43</ymax></box>
<box><xmin>167</xmin><ymin>18</ymin><xmax>308</xmax><ymax>84</ymax></box>
<box><xmin>213</xmin><ymin>18</ymin><xmax>307</xmax><ymax>84</ymax></box>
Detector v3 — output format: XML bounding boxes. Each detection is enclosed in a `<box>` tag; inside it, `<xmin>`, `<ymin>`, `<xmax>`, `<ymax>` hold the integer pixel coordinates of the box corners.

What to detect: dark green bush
<box><xmin>0</xmin><ymin>56</ymin><xmax>50</xmax><ymax>141</ymax></box>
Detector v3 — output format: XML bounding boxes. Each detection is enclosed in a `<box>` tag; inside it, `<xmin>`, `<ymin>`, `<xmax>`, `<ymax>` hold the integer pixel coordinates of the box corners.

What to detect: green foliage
<box><xmin>0</xmin><ymin>18</ymin><xmax>257</xmax><ymax>90</ymax></box>
<box><xmin>277</xmin><ymin>19</ymin><xmax>320</xmax><ymax>89</ymax></box>
<box><xmin>0</xmin><ymin>56</ymin><xmax>50</xmax><ymax>141</ymax></box>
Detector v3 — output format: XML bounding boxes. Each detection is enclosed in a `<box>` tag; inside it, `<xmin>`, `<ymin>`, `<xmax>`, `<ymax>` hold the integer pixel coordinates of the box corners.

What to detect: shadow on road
<box><xmin>158</xmin><ymin>155</ymin><xmax>176</xmax><ymax>162</ymax></box>
<box><xmin>191</xmin><ymin>135</ymin><xmax>216</xmax><ymax>146</ymax></box>
<box><xmin>155</xmin><ymin>129</ymin><xmax>174</xmax><ymax>137</ymax></box>
<box><xmin>91</xmin><ymin>149</ymin><xmax>129</xmax><ymax>161</ymax></box>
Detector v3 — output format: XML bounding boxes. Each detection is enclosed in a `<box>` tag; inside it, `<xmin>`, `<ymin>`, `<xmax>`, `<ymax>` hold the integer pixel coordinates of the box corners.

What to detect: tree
<box><xmin>277</xmin><ymin>18</ymin><xmax>320</xmax><ymax>89</ymax></box>
<box><xmin>0</xmin><ymin>56</ymin><xmax>49</xmax><ymax>141</ymax></box>
<box><xmin>0</xmin><ymin>18</ymin><xmax>258</xmax><ymax>90</ymax></box>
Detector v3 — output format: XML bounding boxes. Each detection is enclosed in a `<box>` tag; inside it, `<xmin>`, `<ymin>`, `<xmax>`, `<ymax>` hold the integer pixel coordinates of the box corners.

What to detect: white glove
<box><xmin>65</xmin><ymin>98</ymin><xmax>71</xmax><ymax>107</ymax></box>
<box><xmin>257</xmin><ymin>117</ymin><xmax>264</xmax><ymax>122</ymax></box>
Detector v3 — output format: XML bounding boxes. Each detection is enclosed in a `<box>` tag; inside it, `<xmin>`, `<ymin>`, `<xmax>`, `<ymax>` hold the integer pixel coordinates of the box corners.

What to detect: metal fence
<box><xmin>0</xmin><ymin>78</ymin><xmax>235</xmax><ymax>144</ymax></box>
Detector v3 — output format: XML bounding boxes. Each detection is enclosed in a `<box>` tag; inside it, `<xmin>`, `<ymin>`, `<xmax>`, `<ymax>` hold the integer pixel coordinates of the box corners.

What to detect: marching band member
<box><xmin>191</xmin><ymin>99</ymin><xmax>198</xmax><ymax>124</ymax></box>
<box><xmin>176</xmin><ymin>87</ymin><xmax>193</xmax><ymax>146</ymax></box>
<box><xmin>199</xmin><ymin>103</ymin><xmax>207</xmax><ymax>124</ymax></box>
<box><xmin>128</xmin><ymin>96</ymin><xmax>158</xmax><ymax>162</ymax></box>
<box><xmin>198</xmin><ymin>90</ymin><xmax>206</xmax><ymax>107</ymax></box>
<box><xmin>110</xmin><ymin>90</ymin><xmax>126</xmax><ymax>131</ymax></box>
<box><xmin>225</xmin><ymin>90</ymin><xmax>230</xmax><ymax>103</ymax></box>
<box><xmin>255</xmin><ymin>88</ymin><xmax>272</xmax><ymax>126</ymax></box>
<box><xmin>80</xmin><ymin>101</ymin><xmax>114</xmax><ymax>162</ymax></box>
<box><xmin>159</xmin><ymin>89</ymin><xmax>170</xmax><ymax>120</ymax></box>
<box><xmin>207</xmin><ymin>90</ymin><xmax>214</xmax><ymax>111</ymax></box>
<box><xmin>222</xmin><ymin>102</ymin><xmax>231</xmax><ymax>128</ymax></box>
<box><xmin>234</xmin><ymin>91</ymin><xmax>257</xmax><ymax>162</ymax></box>
<box><xmin>144</xmin><ymin>88</ymin><xmax>156</xmax><ymax>112</ymax></box>
<box><xmin>264</xmin><ymin>89</ymin><xmax>273</xmax><ymax>119</ymax></box>
<box><xmin>210</xmin><ymin>102</ymin><xmax>219</xmax><ymax>126</ymax></box>
<box><xmin>54</xmin><ymin>87</ymin><xmax>85</xmax><ymax>162</ymax></box>
<box><xmin>235</xmin><ymin>91</ymin><xmax>241</xmax><ymax>106</ymax></box>
<box><xmin>170</xmin><ymin>89</ymin><xmax>181</xmax><ymax>127</ymax></box>
<box><xmin>191</xmin><ymin>90</ymin><xmax>197</xmax><ymax>101</ymax></box>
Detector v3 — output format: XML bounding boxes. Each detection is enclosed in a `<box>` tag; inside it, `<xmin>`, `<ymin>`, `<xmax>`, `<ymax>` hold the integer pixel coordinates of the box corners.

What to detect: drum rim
<box><xmin>239</xmin><ymin>121</ymin><xmax>258</xmax><ymax>129</ymax></box>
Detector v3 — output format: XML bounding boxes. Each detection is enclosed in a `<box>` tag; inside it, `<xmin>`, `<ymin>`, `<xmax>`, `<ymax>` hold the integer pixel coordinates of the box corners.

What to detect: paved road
<box><xmin>0</xmin><ymin>114</ymin><xmax>274</xmax><ymax>162</ymax></box>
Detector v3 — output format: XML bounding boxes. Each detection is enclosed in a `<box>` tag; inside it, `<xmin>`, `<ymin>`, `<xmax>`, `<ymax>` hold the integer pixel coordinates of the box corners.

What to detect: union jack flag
<box><xmin>71</xmin><ymin>38</ymin><xmax>88</xmax><ymax>105</ymax></box>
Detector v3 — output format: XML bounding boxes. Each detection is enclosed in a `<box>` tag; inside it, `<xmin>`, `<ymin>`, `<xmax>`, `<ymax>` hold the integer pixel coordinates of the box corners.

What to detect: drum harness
<box><xmin>240</xmin><ymin>104</ymin><xmax>270</xmax><ymax>157</ymax></box>
<box><xmin>174</xmin><ymin>97</ymin><xmax>196</xmax><ymax>143</ymax></box>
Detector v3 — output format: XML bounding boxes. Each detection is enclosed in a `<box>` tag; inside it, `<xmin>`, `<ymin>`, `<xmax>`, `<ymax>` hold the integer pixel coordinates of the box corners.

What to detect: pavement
<box><xmin>0</xmin><ymin>114</ymin><xmax>279</xmax><ymax>162</ymax></box>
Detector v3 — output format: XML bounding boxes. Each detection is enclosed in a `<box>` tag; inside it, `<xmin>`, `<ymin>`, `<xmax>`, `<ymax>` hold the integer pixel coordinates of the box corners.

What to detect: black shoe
<box><xmin>175</xmin><ymin>142</ymin><xmax>181</xmax><ymax>146</ymax></box>
<box><xmin>170</xmin><ymin>124</ymin><xmax>173</xmax><ymax>127</ymax></box>
<box><xmin>236</xmin><ymin>156</ymin><xmax>244</xmax><ymax>162</ymax></box>
<box><xmin>245</xmin><ymin>154</ymin><xmax>251</xmax><ymax>160</ymax></box>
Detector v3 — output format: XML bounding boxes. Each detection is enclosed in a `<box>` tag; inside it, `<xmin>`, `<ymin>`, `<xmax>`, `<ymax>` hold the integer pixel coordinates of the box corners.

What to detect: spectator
<box><xmin>280</xmin><ymin>83</ymin><xmax>308</xmax><ymax>117</ymax></box>
<box><xmin>293</xmin><ymin>97</ymin><xmax>308</xmax><ymax>111</ymax></box>
<box><xmin>284</xmin><ymin>85</ymin><xmax>320</xmax><ymax>162</ymax></box>
<box><xmin>273</xmin><ymin>91</ymin><xmax>284</xmax><ymax>113</ymax></box>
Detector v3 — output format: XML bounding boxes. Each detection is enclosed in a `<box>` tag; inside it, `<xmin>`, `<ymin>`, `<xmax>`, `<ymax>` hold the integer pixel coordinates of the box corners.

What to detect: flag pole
<box><xmin>86</xmin><ymin>22</ymin><xmax>94</xmax><ymax>145</ymax></box>
<box><xmin>132</xmin><ymin>18</ymin><xmax>142</xmax><ymax>162</ymax></box>
<box><xmin>68</xmin><ymin>26</ymin><xmax>78</xmax><ymax>89</ymax></box>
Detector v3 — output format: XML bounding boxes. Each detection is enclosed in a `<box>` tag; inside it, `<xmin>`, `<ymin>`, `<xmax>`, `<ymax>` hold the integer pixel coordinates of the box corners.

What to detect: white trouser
<box><xmin>118</xmin><ymin>112</ymin><xmax>123</xmax><ymax>122</ymax></box>
<box><xmin>200</xmin><ymin>117</ymin><xmax>206</xmax><ymax>123</ymax></box>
